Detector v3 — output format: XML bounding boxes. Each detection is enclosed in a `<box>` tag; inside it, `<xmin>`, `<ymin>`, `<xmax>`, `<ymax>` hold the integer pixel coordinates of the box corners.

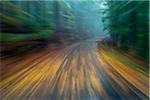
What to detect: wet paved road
<box><xmin>0</xmin><ymin>41</ymin><xmax>149</xmax><ymax>100</ymax></box>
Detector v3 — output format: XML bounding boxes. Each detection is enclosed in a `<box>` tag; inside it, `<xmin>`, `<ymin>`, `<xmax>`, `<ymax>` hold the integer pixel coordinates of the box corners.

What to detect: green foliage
<box><xmin>112</xmin><ymin>26</ymin><xmax>130</xmax><ymax>36</ymax></box>
<box><xmin>0</xmin><ymin>30</ymin><xmax>53</xmax><ymax>42</ymax></box>
<box><xmin>104</xmin><ymin>1</ymin><xmax>149</xmax><ymax>62</ymax></box>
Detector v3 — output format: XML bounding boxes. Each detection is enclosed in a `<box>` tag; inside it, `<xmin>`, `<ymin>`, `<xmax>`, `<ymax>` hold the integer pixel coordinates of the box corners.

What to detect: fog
<box><xmin>66</xmin><ymin>1</ymin><xmax>108</xmax><ymax>40</ymax></box>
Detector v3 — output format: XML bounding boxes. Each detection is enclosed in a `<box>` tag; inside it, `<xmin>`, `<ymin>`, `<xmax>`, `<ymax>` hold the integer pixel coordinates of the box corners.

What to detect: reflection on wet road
<box><xmin>0</xmin><ymin>41</ymin><xmax>149</xmax><ymax>100</ymax></box>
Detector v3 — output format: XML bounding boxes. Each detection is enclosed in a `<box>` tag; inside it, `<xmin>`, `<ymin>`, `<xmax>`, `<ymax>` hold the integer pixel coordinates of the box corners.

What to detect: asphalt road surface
<box><xmin>0</xmin><ymin>41</ymin><xmax>149</xmax><ymax>100</ymax></box>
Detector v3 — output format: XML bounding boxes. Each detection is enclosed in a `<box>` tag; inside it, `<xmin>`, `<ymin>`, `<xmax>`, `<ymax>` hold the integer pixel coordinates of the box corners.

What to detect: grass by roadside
<box><xmin>99</xmin><ymin>44</ymin><xmax>149</xmax><ymax>73</ymax></box>
<box><xmin>98</xmin><ymin>44</ymin><xmax>149</xmax><ymax>96</ymax></box>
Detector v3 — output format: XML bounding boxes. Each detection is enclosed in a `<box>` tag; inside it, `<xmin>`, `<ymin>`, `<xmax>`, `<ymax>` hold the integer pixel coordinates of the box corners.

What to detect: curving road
<box><xmin>0</xmin><ymin>41</ymin><xmax>149</xmax><ymax>100</ymax></box>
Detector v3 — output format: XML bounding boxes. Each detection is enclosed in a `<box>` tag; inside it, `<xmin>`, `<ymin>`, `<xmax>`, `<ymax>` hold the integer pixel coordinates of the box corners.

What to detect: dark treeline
<box><xmin>103</xmin><ymin>1</ymin><xmax>149</xmax><ymax>62</ymax></box>
<box><xmin>0</xmin><ymin>1</ymin><xmax>149</xmax><ymax>62</ymax></box>
<box><xmin>1</xmin><ymin>1</ymin><xmax>54</xmax><ymax>32</ymax></box>
<box><xmin>0</xmin><ymin>1</ymin><xmax>94</xmax><ymax>43</ymax></box>
<box><xmin>0</xmin><ymin>1</ymin><xmax>79</xmax><ymax>43</ymax></box>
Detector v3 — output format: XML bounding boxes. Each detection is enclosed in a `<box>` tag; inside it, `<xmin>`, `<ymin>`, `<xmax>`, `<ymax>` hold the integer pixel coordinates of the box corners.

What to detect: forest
<box><xmin>103</xmin><ymin>1</ymin><xmax>149</xmax><ymax>62</ymax></box>
<box><xmin>0</xmin><ymin>1</ymin><xmax>148</xmax><ymax>62</ymax></box>
<box><xmin>0</xmin><ymin>0</ymin><xmax>149</xmax><ymax>100</ymax></box>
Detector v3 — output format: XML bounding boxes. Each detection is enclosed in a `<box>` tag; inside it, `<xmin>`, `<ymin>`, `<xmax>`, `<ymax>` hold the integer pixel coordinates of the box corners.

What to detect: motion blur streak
<box><xmin>0</xmin><ymin>41</ymin><xmax>149</xmax><ymax>100</ymax></box>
